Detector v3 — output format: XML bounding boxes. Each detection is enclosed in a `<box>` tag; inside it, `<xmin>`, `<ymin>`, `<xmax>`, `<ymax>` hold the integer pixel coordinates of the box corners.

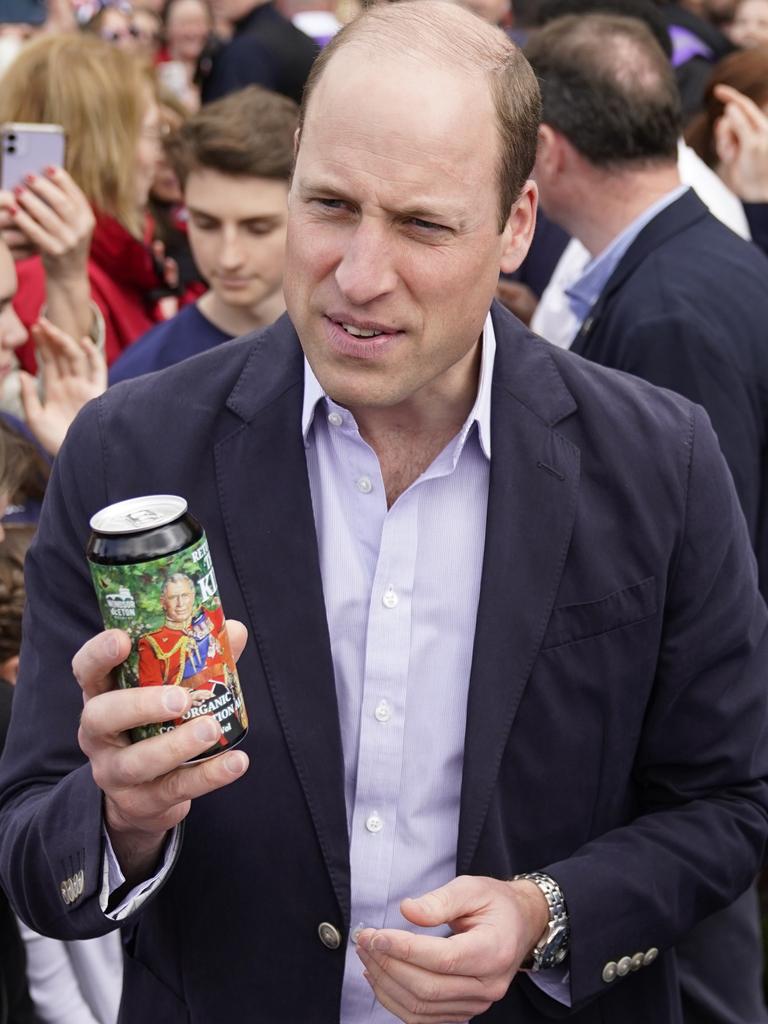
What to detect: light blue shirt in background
<box><xmin>566</xmin><ymin>185</ymin><xmax>689</xmax><ymax>329</ymax></box>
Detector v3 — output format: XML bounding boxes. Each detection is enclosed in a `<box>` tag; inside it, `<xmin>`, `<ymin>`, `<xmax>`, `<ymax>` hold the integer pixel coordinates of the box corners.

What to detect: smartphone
<box><xmin>0</xmin><ymin>123</ymin><xmax>66</xmax><ymax>192</ymax></box>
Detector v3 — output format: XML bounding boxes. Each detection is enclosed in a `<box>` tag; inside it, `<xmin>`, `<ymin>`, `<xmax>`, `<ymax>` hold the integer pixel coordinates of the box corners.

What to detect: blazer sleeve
<box><xmin>0</xmin><ymin>398</ymin><xmax>131</xmax><ymax>940</ymax></box>
<box><xmin>544</xmin><ymin>403</ymin><xmax>768</xmax><ymax>1007</ymax></box>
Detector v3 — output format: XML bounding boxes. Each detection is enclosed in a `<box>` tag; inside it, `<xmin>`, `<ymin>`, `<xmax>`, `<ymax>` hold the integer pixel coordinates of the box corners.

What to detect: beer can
<box><xmin>86</xmin><ymin>494</ymin><xmax>248</xmax><ymax>759</ymax></box>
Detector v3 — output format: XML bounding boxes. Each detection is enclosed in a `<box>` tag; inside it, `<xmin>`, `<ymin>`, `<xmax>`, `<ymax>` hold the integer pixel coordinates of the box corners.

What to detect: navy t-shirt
<box><xmin>109</xmin><ymin>303</ymin><xmax>232</xmax><ymax>384</ymax></box>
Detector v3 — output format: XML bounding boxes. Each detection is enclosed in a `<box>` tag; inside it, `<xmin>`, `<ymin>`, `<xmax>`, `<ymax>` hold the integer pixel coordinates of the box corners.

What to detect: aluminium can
<box><xmin>86</xmin><ymin>494</ymin><xmax>248</xmax><ymax>759</ymax></box>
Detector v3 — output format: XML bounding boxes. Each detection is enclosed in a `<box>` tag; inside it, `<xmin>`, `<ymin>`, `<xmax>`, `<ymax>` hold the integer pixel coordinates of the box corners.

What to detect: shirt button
<box><xmin>327</xmin><ymin>411</ymin><xmax>343</xmax><ymax>427</ymax></box>
<box><xmin>382</xmin><ymin>586</ymin><xmax>398</xmax><ymax>609</ymax></box>
<box><xmin>365</xmin><ymin>813</ymin><xmax>383</xmax><ymax>833</ymax></box>
<box><xmin>356</xmin><ymin>476</ymin><xmax>373</xmax><ymax>494</ymax></box>
<box><xmin>374</xmin><ymin>700</ymin><xmax>391</xmax><ymax>723</ymax></box>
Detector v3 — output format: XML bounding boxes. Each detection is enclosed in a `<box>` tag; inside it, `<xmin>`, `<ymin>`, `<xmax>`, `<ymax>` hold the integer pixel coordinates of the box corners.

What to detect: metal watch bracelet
<box><xmin>512</xmin><ymin>871</ymin><xmax>570</xmax><ymax>972</ymax></box>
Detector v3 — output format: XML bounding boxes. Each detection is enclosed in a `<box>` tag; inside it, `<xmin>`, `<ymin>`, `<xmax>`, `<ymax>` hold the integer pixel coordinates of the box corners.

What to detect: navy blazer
<box><xmin>571</xmin><ymin>189</ymin><xmax>768</xmax><ymax>597</ymax></box>
<box><xmin>1</xmin><ymin>306</ymin><xmax>767</xmax><ymax>1023</ymax></box>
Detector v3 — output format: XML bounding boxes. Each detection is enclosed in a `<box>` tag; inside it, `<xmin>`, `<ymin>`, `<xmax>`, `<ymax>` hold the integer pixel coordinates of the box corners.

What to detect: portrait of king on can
<box><xmin>89</xmin><ymin>530</ymin><xmax>248</xmax><ymax>757</ymax></box>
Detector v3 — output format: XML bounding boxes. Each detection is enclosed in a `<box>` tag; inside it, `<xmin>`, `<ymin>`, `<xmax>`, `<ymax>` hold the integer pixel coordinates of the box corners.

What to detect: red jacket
<box><xmin>13</xmin><ymin>212</ymin><xmax>166</xmax><ymax>370</ymax></box>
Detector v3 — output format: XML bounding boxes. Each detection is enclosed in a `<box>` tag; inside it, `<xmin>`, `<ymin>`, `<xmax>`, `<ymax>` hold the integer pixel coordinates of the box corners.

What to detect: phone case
<box><xmin>0</xmin><ymin>123</ymin><xmax>66</xmax><ymax>192</ymax></box>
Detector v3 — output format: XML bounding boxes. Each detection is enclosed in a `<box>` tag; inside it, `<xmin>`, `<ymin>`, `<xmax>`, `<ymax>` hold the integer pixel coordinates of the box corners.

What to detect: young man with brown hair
<box><xmin>110</xmin><ymin>84</ymin><xmax>297</xmax><ymax>382</ymax></box>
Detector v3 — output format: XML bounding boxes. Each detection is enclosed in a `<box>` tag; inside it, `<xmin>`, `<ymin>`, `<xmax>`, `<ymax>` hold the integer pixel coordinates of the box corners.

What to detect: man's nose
<box><xmin>219</xmin><ymin>228</ymin><xmax>244</xmax><ymax>270</ymax></box>
<box><xmin>334</xmin><ymin>221</ymin><xmax>397</xmax><ymax>306</ymax></box>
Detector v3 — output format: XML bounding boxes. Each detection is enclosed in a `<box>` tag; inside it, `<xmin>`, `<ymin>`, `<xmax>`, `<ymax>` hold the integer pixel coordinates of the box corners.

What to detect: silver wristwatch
<box><xmin>512</xmin><ymin>871</ymin><xmax>570</xmax><ymax>972</ymax></box>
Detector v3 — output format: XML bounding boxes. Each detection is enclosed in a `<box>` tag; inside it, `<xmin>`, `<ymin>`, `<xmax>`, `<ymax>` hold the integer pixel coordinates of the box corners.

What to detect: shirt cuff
<box><xmin>528</xmin><ymin>963</ymin><xmax>571</xmax><ymax>1006</ymax></box>
<box><xmin>99</xmin><ymin>825</ymin><xmax>181</xmax><ymax>921</ymax></box>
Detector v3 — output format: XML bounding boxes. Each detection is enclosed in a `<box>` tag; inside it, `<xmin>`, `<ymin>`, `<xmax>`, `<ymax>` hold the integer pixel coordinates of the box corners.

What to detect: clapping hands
<box><xmin>19</xmin><ymin>317</ymin><xmax>107</xmax><ymax>457</ymax></box>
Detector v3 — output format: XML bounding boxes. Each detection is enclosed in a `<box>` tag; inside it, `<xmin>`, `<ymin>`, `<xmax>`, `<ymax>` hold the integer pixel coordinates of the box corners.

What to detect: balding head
<box><xmin>298</xmin><ymin>0</ymin><xmax>541</xmax><ymax>230</ymax></box>
<box><xmin>525</xmin><ymin>13</ymin><xmax>681</xmax><ymax>168</ymax></box>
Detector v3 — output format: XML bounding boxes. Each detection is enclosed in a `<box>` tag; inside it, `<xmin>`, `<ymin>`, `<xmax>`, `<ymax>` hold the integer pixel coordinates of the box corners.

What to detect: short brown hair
<box><xmin>526</xmin><ymin>13</ymin><xmax>681</xmax><ymax>167</ymax></box>
<box><xmin>165</xmin><ymin>85</ymin><xmax>298</xmax><ymax>188</ymax></box>
<box><xmin>0</xmin><ymin>526</ymin><xmax>33</xmax><ymax>666</ymax></box>
<box><xmin>0</xmin><ymin>421</ymin><xmax>47</xmax><ymax>510</ymax></box>
<box><xmin>297</xmin><ymin>0</ymin><xmax>541</xmax><ymax>232</ymax></box>
<box><xmin>0</xmin><ymin>33</ymin><xmax>156</xmax><ymax>238</ymax></box>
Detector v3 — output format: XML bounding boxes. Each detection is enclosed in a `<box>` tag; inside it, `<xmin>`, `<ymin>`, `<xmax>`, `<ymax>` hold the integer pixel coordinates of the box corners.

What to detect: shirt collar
<box><xmin>301</xmin><ymin>312</ymin><xmax>496</xmax><ymax>459</ymax></box>
<box><xmin>565</xmin><ymin>184</ymin><xmax>689</xmax><ymax>325</ymax></box>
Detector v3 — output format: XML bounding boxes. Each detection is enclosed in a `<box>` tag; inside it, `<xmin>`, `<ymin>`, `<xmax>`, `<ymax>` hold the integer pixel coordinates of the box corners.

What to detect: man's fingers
<box><xmin>226</xmin><ymin>619</ymin><xmax>248</xmax><ymax>662</ymax></box>
<box><xmin>105</xmin><ymin>747</ymin><xmax>250</xmax><ymax>823</ymax></box>
<box><xmin>93</xmin><ymin>713</ymin><xmax>232</xmax><ymax>789</ymax></box>
<box><xmin>71</xmin><ymin>629</ymin><xmax>133</xmax><ymax>700</ymax></box>
<box><xmin>358</xmin><ymin>925</ymin><xmax>495</xmax><ymax>978</ymax></box>
<box><xmin>79</xmin><ymin>682</ymin><xmax>196</xmax><ymax>742</ymax></box>
<box><xmin>358</xmin><ymin>944</ymin><xmax>490</xmax><ymax>1008</ymax></box>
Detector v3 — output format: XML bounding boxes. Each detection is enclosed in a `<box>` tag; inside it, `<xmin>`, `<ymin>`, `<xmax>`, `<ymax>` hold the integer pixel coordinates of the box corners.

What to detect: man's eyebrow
<box><xmin>296</xmin><ymin>179</ymin><xmax>464</xmax><ymax>225</ymax></box>
<box><xmin>186</xmin><ymin>205</ymin><xmax>220</xmax><ymax>218</ymax></box>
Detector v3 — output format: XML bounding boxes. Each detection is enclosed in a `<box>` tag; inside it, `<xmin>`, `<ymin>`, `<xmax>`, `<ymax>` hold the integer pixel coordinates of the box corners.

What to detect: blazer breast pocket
<box><xmin>541</xmin><ymin>576</ymin><xmax>657</xmax><ymax>651</ymax></box>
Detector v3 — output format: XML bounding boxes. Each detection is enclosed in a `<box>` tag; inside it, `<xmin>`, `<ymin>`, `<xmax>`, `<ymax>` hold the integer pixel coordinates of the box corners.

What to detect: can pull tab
<box><xmin>126</xmin><ymin>509</ymin><xmax>162</xmax><ymax>526</ymax></box>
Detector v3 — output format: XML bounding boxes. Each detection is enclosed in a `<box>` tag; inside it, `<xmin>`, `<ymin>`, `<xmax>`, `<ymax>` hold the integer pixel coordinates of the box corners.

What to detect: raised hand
<box><xmin>713</xmin><ymin>83</ymin><xmax>768</xmax><ymax>202</ymax></box>
<box><xmin>19</xmin><ymin>317</ymin><xmax>107</xmax><ymax>456</ymax></box>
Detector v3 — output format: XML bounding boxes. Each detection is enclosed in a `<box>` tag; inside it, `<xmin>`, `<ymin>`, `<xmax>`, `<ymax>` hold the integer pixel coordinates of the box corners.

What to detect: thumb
<box><xmin>401</xmin><ymin>876</ymin><xmax>482</xmax><ymax>927</ymax></box>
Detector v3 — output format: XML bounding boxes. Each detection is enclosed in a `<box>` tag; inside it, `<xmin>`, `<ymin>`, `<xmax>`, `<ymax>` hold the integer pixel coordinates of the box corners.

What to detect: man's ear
<box><xmin>499</xmin><ymin>178</ymin><xmax>538</xmax><ymax>275</ymax></box>
<box><xmin>536</xmin><ymin>123</ymin><xmax>563</xmax><ymax>178</ymax></box>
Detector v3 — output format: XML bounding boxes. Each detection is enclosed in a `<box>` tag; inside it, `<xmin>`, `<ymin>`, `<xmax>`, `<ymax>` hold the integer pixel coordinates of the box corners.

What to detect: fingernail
<box><xmin>224</xmin><ymin>750</ymin><xmax>247</xmax><ymax>774</ymax></box>
<box><xmin>44</xmin><ymin>165</ymin><xmax>56</xmax><ymax>176</ymax></box>
<box><xmin>371</xmin><ymin>935</ymin><xmax>390</xmax><ymax>954</ymax></box>
<box><xmin>7</xmin><ymin>205</ymin><xmax>17</xmax><ymax>216</ymax></box>
<box><xmin>163</xmin><ymin>687</ymin><xmax>187</xmax><ymax>714</ymax></box>
<box><xmin>23</xmin><ymin>173</ymin><xmax>35</xmax><ymax>185</ymax></box>
<box><xmin>12</xmin><ymin>186</ymin><xmax>23</xmax><ymax>198</ymax></box>
<box><xmin>106</xmin><ymin>634</ymin><xmax>120</xmax><ymax>660</ymax></box>
<box><xmin>194</xmin><ymin>716</ymin><xmax>220</xmax><ymax>743</ymax></box>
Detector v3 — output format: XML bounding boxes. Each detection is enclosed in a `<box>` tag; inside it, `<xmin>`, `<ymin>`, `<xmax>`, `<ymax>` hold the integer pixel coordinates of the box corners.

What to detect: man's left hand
<box><xmin>356</xmin><ymin>874</ymin><xmax>549</xmax><ymax>1023</ymax></box>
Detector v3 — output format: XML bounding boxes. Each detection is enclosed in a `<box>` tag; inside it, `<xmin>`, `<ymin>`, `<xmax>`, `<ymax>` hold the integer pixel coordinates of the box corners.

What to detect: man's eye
<box><xmin>315</xmin><ymin>198</ymin><xmax>347</xmax><ymax>210</ymax></box>
<box><xmin>408</xmin><ymin>218</ymin><xmax>443</xmax><ymax>232</ymax></box>
<box><xmin>192</xmin><ymin>218</ymin><xmax>217</xmax><ymax>231</ymax></box>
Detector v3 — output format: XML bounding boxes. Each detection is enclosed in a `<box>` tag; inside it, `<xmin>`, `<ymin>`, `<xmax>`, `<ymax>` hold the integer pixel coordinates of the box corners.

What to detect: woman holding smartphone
<box><xmin>0</xmin><ymin>32</ymin><xmax>174</xmax><ymax>369</ymax></box>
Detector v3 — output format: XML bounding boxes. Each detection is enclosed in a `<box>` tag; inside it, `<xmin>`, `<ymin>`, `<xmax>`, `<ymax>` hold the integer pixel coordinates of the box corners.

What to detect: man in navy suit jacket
<box><xmin>528</xmin><ymin>13</ymin><xmax>768</xmax><ymax>1023</ymax></box>
<box><xmin>1</xmin><ymin>4</ymin><xmax>767</xmax><ymax>1023</ymax></box>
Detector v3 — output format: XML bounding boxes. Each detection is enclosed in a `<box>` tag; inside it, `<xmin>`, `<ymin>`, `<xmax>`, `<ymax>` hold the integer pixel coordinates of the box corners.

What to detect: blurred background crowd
<box><xmin>1</xmin><ymin>0</ymin><xmax>768</xmax><ymax>1019</ymax></box>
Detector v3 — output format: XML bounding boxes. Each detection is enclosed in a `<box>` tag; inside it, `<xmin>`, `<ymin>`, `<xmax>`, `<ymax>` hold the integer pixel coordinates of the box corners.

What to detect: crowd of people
<box><xmin>1</xmin><ymin>0</ymin><xmax>768</xmax><ymax>1021</ymax></box>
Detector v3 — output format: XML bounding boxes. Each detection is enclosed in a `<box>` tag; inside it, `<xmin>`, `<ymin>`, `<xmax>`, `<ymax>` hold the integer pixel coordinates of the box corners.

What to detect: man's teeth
<box><xmin>342</xmin><ymin>323</ymin><xmax>381</xmax><ymax>338</ymax></box>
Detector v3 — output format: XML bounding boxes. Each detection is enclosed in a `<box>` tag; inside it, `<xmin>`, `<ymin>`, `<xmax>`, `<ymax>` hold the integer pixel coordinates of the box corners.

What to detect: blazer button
<box><xmin>643</xmin><ymin>947</ymin><xmax>658</xmax><ymax>966</ymax></box>
<box><xmin>318</xmin><ymin>922</ymin><xmax>342</xmax><ymax>950</ymax></box>
<box><xmin>602</xmin><ymin>961</ymin><xmax>618</xmax><ymax>983</ymax></box>
<box><xmin>616</xmin><ymin>956</ymin><xmax>632</xmax><ymax>977</ymax></box>
<box><xmin>630</xmin><ymin>952</ymin><xmax>645</xmax><ymax>971</ymax></box>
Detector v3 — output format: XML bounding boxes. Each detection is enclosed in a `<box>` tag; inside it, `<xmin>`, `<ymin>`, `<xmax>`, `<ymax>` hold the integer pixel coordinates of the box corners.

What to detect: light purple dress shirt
<box><xmin>302</xmin><ymin>319</ymin><xmax>494</xmax><ymax>1022</ymax></box>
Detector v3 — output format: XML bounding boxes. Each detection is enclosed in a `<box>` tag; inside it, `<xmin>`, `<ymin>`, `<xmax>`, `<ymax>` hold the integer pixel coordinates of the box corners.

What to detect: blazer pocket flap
<box><xmin>542</xmin><ymin>577</ymin><xmax>657</xmax><ymax>650</ymax></box>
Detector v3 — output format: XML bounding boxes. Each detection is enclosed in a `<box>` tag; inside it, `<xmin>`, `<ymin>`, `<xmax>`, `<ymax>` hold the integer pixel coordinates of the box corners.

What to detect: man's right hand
<box><xmin>74</xmin><ymin>623</ymin><xmax>250</xmax><ymax>886</ymax></box>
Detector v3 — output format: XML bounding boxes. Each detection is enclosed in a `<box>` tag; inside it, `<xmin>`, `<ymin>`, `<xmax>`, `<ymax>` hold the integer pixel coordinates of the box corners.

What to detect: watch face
<box><xmin>538</xmin><ymin>922</ymin><xmax>569</xmax><ymax>969</ymax></box>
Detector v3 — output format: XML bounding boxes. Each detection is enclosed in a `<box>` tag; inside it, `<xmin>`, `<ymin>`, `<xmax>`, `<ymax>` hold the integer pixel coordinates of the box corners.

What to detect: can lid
<box><xmin>89</xmin><ymin>495</ymin><xmax>188</xmax><ymax>535</ymax></box>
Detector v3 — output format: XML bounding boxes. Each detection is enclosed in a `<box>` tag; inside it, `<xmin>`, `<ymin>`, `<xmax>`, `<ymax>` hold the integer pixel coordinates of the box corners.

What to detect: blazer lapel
<box><xmin>572</xmin><ymin>189</ymin><xmax>709</xmax><ymax>357</ymax></box>
<box><xmin>458</xmin><ymin>306</ymin><xmax>580</xmax><ymax>872</ymax></box>
<box><xmin>214</xmin><ymin>318</ymin><xmax>350</xmax><ymax>920</ymax></box>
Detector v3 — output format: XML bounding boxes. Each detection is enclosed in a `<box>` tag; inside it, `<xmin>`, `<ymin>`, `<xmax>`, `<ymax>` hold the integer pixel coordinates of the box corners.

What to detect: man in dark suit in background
<box><xmin>202</xmin><ymin>0</ymin><xmax>319</xmax><ymax>104</ymax></box>
<box><xmin>527</xmin><ymin>14</ymin><xmax>768</xmax><ymax>1022</ymax></box>
<box><xmin>1</xmin><ymin>4</ymin><xmax>767</xmax><ymax>1023</ymax></box>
